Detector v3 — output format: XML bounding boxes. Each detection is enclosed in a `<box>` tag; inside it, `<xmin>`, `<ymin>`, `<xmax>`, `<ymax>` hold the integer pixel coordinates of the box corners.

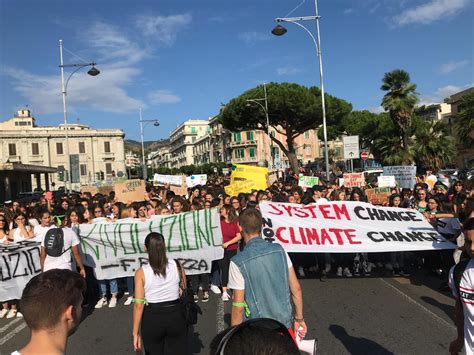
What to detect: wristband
<box><xmin>132</xmin><ymin>298</ymin><xmax>149</xmax><ymax>305</ymax></box>
<box><xmin>232</xmin><ymin>302</ymin><xmax>250</xmax><ymax>317</ymax></box>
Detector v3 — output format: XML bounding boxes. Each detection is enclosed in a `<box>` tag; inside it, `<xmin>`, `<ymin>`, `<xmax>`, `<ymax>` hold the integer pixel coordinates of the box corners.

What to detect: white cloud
<box><xmin>393</xmin><ymin>0</ymin><xmax>470</xmax><ymax>26</ymax></box>
<box><xmin>343</xmin><ymin>8</ymin><xmax>354</xmax><ymax>15</ymax></box>
<box><xmin>419</xmin><ymin>83</ymin><xmax>473</xmax><ymax>105</ymax></box>
<box><xmin>368</xmin><ymin>106</ymin><xmax>385</xmax><ymax>114</ymax></box>
<box><xmin>135</xmin><ymin>14</ymin><xmax>192</xmax><ymax>46</ymax></box>
<box><xmin>148</xmin><ymin>90</ymin><xmax>181</xmax><ymax>104</ymax></box>
<box><xmin>277</xmin><ymin>66</ymin><xmax>302</xmax><ymax>75</ymax></box>
<box><xmin>439</xmin><ymin>60</ymin><xmax>470</xmax><ymax>74</ymax></box>
<box><xmin>238</xmin><ymin>31</ymin><xmax>270</xmax><ymax>46</ymax></box>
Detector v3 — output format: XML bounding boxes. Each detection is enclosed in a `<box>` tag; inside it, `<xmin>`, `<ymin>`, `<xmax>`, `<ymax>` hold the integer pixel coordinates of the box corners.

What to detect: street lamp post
<box><xmin>271</xmin><ymin>0</ymin><xmax>330</xmax><ymax>180</ymax></box>
<box><xmin>139</xmin><ymin>108</ymin><xmax>160</xmax><ymax>181</ymax></box>
<box><xmin>59</xmin><ymin>39</ymin><xmax>100</xmax><ymax>193</ymax></box>
<box><xmin>246</xmin><ymin>83</ymin><xmax>273</xmax><ymax>168</ymax></box>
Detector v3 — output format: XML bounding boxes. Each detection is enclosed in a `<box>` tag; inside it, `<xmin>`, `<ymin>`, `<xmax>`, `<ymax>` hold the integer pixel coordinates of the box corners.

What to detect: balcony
<box><xmin>232</xmin><ymin>156</ymin><xmax>258</xmax><ymax>164</ymax></box>
<box><xmin>230</xmin><ymin>140</ymin><xmax>258</xmax><ymax>147</ymax></box>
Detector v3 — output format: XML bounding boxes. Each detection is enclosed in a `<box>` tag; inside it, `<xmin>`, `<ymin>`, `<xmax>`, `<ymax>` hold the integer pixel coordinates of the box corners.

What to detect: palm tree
<box><xmin>453</xmin><ymin>93</ymin><xmax>474</xmax><ymax>148</ymax></box>
<box><xmin>413</xmin><ymin>120</ymin><xmax>455</xmax><ymax>171</ymax></box>
<box><xmin>381</xmin><ymin>69</ymin><xmax>418</xmax><ymax>160</ymax></box>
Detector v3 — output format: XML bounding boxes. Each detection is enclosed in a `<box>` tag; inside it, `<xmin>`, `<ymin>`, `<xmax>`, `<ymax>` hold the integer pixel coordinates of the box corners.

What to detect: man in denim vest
<box><xmin>228</xmin><ymin>208</ymin><xmax>307</xmax><ymax>340</ymax></box>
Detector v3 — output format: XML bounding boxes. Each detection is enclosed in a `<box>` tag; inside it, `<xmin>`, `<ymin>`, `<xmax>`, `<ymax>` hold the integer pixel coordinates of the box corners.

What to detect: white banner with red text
<box><xmin>259</xmin><ymin>201</ymin><xmax>456</xmax><ymax>253</ymax></box>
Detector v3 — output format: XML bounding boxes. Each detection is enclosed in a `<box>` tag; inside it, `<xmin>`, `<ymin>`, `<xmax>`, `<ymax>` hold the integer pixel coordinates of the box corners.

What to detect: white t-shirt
<box><xmin>449</xmin><ymin>259</ymin><xmax>474</xmax><ymax>355</ymax></box>
<box><xmin>314</xmin><ymin>197</ymin><xmax>329</xmax><ymax>204</ymax></box>
<box><xmin>34</xmin><ymin>224</ymin><xmax>54</xmax><ymax>243</ymax></box>
<box><xmin>11</xmin><ymin>226</ymin><xmax>33</xmax><ymax>242</ymax></box>
<box><xmin>41</xmin><ymin>227</ymin><xmax>80</xmax><ymax>272</ymax></box>
<box><xmin>228</xmin><ymin>248</ymin><xmax>293</xmax><ymax>290</ymax></box>
<box><xmin>143</xmin><ymin>260</ymin><xmax>180</xmax><ymax>303</ymax></box>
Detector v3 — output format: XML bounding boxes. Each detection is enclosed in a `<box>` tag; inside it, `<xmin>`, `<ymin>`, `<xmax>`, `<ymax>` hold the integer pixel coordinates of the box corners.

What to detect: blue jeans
<box><xmin>99</xmin><ymin>279</ymin><xmax>118</xmax><ymax>297</ymax></box>
<box><xmin>125</xmin><ymin>276</ymin><xmax>134</xmax><ymax>296</ymax></box>
<box><xmin>211</xmin><ymin>261</ymin><xmax>221</xmax><ymax>286</ymax></box>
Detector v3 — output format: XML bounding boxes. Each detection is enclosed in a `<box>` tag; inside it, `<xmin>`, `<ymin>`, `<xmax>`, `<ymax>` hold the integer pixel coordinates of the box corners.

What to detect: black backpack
<box><xmin>44</xmin><ymin>228</ymin><xmax>70</xmax><ymax>257</ymax></box>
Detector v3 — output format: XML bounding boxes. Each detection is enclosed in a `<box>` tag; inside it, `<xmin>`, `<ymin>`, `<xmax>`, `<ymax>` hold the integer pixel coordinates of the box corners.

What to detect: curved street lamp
<box><xmin>139</xmin><ymin>108</ymin><xmax>160</xmax><ymax>180</ymax></box>
<box><xmin>271</xmin><ymin>0</ymin><xmax>330</xmax><ymax>180</ymax></box>
<box><xmin>59</xmin><ymin>39</ymin><xmax>100</xmax><ymax>193</ymax></box>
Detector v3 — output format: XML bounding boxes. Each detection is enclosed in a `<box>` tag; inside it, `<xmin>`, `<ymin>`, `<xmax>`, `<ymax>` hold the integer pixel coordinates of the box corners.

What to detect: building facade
<box><xmin>0</xmin><ymin>109</ymin><xmax>126</xmax><ymax>191</ymax></box>
<box><xmin>169</xmin><ymin>120</ymin><xmax>210</xmax><ymax>168</ymax></box>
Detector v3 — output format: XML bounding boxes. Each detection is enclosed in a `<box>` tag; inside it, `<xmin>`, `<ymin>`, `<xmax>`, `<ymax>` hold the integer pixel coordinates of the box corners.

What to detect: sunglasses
<box><xmin>216</xmin><ymin>318</ymin><xmax>297</xmax><ymax>354</ymax></box>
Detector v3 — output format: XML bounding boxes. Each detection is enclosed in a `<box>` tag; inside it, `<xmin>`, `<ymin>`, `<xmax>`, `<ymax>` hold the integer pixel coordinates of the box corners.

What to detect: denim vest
<box><xmin>231</xmin><ymin>237</ymin><xmax>293</xmax><ymax>328</ymax></box>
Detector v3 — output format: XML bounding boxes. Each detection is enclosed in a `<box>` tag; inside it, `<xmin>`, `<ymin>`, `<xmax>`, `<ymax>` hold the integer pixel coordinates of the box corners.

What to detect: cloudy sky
<box><xmin>1</xmin><ymin>0</ymin><xmax>472</xmax><ymax>141</ymax></box>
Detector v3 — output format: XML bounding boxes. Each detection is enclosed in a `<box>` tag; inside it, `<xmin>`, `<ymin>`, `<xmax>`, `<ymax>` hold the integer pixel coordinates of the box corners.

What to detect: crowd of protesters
<box><xmin>1</xmin><ymin>167</ymin><xmax>473</xmax><ymax>354</ymax></box>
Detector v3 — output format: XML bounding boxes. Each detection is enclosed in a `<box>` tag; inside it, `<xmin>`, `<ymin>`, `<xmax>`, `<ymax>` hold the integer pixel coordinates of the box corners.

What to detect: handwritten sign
<box><xmin>383</xmin><ymin>166</ymin><xmax>416</xmax><ymax>189</ymax></box>
<box><xmin>114</xmin><ymin>179</ymin><xmax>146</xmax><ymax>202</ymax></box>
<box><xmin>153</xmin><ymin>174</ymin><xmax>183</xmax><ymax>186</ymax></box>
<box><xmin>298</xmin><ymin>175</ymin><xmax>319</xmax><ymax>191</ymax></box>
<box><xmin>342</xmin><ymin>173</ymin><xmax>365</xmax><ymax>188</ymax></box>
<box><xmin>186</xmin><ymin>174</ymin><xmax>207</xmax><ymax>187</ymax></box>
<box><xmin>365</xmin><ymin>187</ymin><xmax>392</xmax><ymax>205</ymax></box>
<box><xmin>378</xmin><ymin>175</ymin><xmax>396</xmax><ymax>188</ymax></box>
<box><xmin>170</xmin><ymin>176</ymin><xmax>188</xmax><ymax>196</ymax></box>
<box><xmin>259</xmin><ymin>201</ymin><xmax>456</xmax><ymax>253</ymax></box>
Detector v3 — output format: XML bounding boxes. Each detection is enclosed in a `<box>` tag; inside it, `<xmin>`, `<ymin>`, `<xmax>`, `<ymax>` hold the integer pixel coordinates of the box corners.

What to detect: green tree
<box><xmin>453</xmin><ymin>93</ymin><xmax>474</xmax><ymax>148</ymax></box>
<box><xmin>219</xmin><ymin>82</ymin><xmax>351</xmax><ymax>173</ymax></box>
<box><xmin>381</xmin><ymin>69</ymin><xmax>418</xmax><ymax>159</ymax></box>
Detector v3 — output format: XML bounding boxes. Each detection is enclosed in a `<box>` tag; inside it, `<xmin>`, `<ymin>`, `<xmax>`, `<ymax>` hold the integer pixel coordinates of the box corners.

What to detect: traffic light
<box><xmin>58</xmin><ymin>170</ymin><xmax>64</xmax><ymax>181</ymax></box>
<box><xmin>100</xmin><ymin>171</ymin><xmax>104</xmax><ymax>180</ymax></box>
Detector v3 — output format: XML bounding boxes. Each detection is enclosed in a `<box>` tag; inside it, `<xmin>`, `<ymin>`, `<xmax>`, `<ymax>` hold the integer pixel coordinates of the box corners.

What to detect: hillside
<box><xmin>124</xmin><ymin>139</ymin><xmax>170</xmax><ymax>155</ymax></box>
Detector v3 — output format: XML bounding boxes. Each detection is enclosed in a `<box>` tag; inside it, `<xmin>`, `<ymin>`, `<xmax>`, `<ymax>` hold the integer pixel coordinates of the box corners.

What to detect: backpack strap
<box><xmin>453</xmin><ymin>258</ymin><xmax>470</xmax><ymax>300</ymax></box>
<box><xmin>174</xmin><ymin>259</ymin><xmax>186</xmax><ymax>291</ymax></box>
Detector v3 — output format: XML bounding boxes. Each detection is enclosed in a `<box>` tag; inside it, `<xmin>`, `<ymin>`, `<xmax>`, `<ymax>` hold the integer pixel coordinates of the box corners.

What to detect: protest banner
<box><xmin>231</xmin><ymin>164</ymin><xmax>268</xmax><ymax>175</ymax></box>
<box><xmin>225</xmin><ymin>179</ymin><xmax>262</xmax><ymax>195</ymax></box>
<box><xmin>81</xmin><ymin>185</ymin><xmax>98</xmax><ymax>195</ymax></box>
<box><xmin>114</xmin><ymin>179</ymin><xmax>146</xmax><ymax>203</ymax></box>
<box><xmin>98</xmin><ymin>185</ymin><xmax>114</xmax><ymax>196</ymax></box>
<box><xmin>153</xmin><ymin>174</ymin><xmax>183</xmax><ymax>186</ymax></box>
<box><xmin>170</xmin><ymin>176</ymin><xmax>188</xmax><ymax>196</ymax></box>
<box><xmin>378</xmin><ymin>175</ymin><xmax>396</xmax><ymax>188</ymax></box>
<box><xmin>365</xmin><ymin>187</ymin><xmax>392</xmax><ymax>205</ymax></box>
<box><xmin>228</xmin><ymin>164</ymin><xmax>268</xmax><ymax>193</ymax></box>
<box><xmin>342</xmin><ymin>173</ymin><xmax>365</xmax><ymax>188</ymax></box>
<box><xmin>0</xmin><ymin>240</ymin><xmax>42</xmax><ymax>301</ymax></box>
<box><xmin>259</xmin><ymin>201</ymin><xmax>456</xmax><ymax>253</ymax></box>
<box><xmin>383</xmin><ymin>166</ymin><xmax>416</xmax><ymax>189</ymax></box>
<box><xmin>298</xmin><ymin>175</ymin><xmax>319</xmax><ymax>191</ymax></box>
<box><xmin>186</xmin><ymin>174</ymin><xmax>207</xmax><ymax>187</ymax></box>
<box><xmin>79</xmin><ymin>208</ymin><xmax>224</xmax><ymax>280</ymax></box>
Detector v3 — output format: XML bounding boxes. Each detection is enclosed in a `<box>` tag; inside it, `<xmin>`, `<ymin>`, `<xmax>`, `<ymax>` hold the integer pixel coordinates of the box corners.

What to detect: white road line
<box><xmin>0</xmin><ymin>317</ymin><xmax>22</xmax><ymax>334</ymax></box>
<box><xmin>0</xmin><ymin>322</ymin><xmax>27</xmax><ymax>346</ymax></box>
<box><xmin>380</xmin><ymin>278</ymin><xmax>456</xmax><ymax>331</ymax></box>
<box><xmin>216</xmin><ymin>298</ymin><xmax>225</xmax><ymax>334</ymax></box>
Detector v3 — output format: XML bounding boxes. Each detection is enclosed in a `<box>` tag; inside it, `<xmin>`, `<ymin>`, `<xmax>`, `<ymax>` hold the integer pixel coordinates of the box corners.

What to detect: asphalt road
<box><xmin>0</xmin><ymin>270</ymin><xmax>457</xmax><ymax>355</ymax></box>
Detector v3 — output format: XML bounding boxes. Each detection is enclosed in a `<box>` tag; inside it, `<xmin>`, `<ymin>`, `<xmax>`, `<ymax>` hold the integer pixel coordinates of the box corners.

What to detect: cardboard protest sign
<box><xmin>383</xmin><ymin>166</ymin><xmax>416</xmax><ymax>189</ymax></box>
<box><xmin>186</xmin><ymin>174</ymin><xmax>207</xmax><ymax>187</ymax></box>
<box><xmin>365</xmin><ymin>187</ymin><xmax>392</xmax><ymax>205</ymax></box>
<box><xmin>79</xmin><ymin>208</ymin><xmax>224</xmax><ymax>280</ymax></box>
<box><xmin>298</xmin><ymin>175</ymin><xmax>319</xmax><ymax>191</ymax></box>
<box><xmin>259</xmin><ymin>201</ymin><xmax>456</xmax><ymax>253</ymax></box>
<box><xmin>378</xmin><ymin>175</ymin><xmax>396</xmax><ymax>188</ymax></box>
<box><xmin>153</xmin><ymin>174</ymin><xmax>183</xmax><ymax>186</ymax></box>
<box><xmin>170</xmin><ymin>176</ymin><xmax>188</xmax><ymax>196</ymax></box>
<box><xmin>81</xmin><ymin>185</ymin><xmax>98</xmax><ymax>195</ymax></box>
<box><xmin>342</xmin><ymin>173</ymin><xmax>365</xmax><ymax>188</ymax></box>
<box><xmin>98</xmin><ymin>185</ymin><xmax>114</xmax><ymax>196</ymax></box>
<box><xmin>114</xmin><ymin>179</ymin><xmax>146</xmax><ymax>202</ymax></box>
<box><xmin>0</xmin><ymin>240</ymin><xmax>41</xmax><ymax>301</ymax></box>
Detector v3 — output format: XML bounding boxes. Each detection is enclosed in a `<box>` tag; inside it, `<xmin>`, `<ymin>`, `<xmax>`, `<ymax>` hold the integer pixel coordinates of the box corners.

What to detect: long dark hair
<box><xmin>222</xmin><ymin>204</ymin><xmax>238</xmax><ymax>223</ymax></box>
<box><xmin>145</xmin><ymin>233</ymin><xmax>168</xmax><ymax>277</ymax></box>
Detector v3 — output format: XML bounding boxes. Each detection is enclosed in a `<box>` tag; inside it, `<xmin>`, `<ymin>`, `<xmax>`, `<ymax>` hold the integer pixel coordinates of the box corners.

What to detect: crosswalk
<box><xmin>0</xmin><ymin>317</ymin><xmax>27</xmax><ymax>347</ymax></box>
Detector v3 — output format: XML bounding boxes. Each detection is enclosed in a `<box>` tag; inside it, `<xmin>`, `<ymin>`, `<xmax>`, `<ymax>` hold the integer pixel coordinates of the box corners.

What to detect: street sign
<box><xmin>361</xmin><ymin>151</ymin><xmax>369</xmax><ymax>161</ymax></box>
<box><xmin>343</xmin><ymin>135</ymin><xmax>360</xmax><ymax>160</ymax></box>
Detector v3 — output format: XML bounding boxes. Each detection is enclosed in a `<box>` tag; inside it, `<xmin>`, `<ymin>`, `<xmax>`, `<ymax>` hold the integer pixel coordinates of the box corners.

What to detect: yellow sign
<box><xmin>226</xmin><ymin>164</ymin><xmax>269</xmax><ymax>195</ymax></box>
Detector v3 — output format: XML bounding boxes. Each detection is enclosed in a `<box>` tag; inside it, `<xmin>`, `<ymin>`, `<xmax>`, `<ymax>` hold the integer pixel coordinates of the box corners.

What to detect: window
<box><xmin>235</xmin><ymin>148</ymin><xmax>244</xmax><ymax>158</ymax></box>
<box><xmin>191</xmin><ymin>127</ymin><xmax>196</xmax><ymax>133</ymax></box>
<box><xmin>32</xmin><ymin>143</ymin><xmax>39</xmax><ymax>155</ymax></box>
<box><xmin>80</xmin><ymin>164</ymin><xmax>87</xmax><ymax>176</ymax></box>
<box><xmin>105</xmin><ymin>163</ymin><xmax>112</xmax><ymax>174</ymax></box>
<box><xmin>104</xmin><ymin>141</ymin><xmax>111</xmax><ymax>153</ymax></box>
<box><xmin>249</xmin><ymin>147</ymin><xmax>255</xmax><ymax>158</ymax></box>
<box><xmin>8</xmin><ymin>143</ymin><xmax>16</xmax><ymax>156</ymax></box>
<box><xmin>79</xmin><ymin>142</ymin><xmax>85</xmax><ymax>154</ymax></box>
<box><xmin>56</xmin><ymin>142</ymin><xmax>63</xmax><ymax>155</ymax></box>
<box><xmin>305</xmin><ymin>131</ymin><xmax>310</xmax><ymax>139</ymax></box>
<box><xmin>233</xmin><ymin>132</ymin><xmax>241</xmax><ymax>142</ymax></box>
<box><xmin>246</xmin><ymin>131</ymin><xmax>254</xmax><ymax>140</ymax></box>
<box><xmin>192</xmin><ymin>137</ymin><xmax>196</xmax><ymax>143</ymax></box>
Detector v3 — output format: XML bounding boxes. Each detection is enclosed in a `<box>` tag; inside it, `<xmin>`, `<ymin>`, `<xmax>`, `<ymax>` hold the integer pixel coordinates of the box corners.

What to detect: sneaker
<box><xmin>202</xmin><ymin>292</ymin><xmax>209</xmax><ymax>303</ymax></box>
<box><xmin>16</xmin><ymin>312</ymin><xmax>23</xmax><ymax>318</ymax></box>
<box><xmin>324</xmin><ymin>263</ymin><xmax>331</xmax><ymax>274</ymax></box>
<box><xmin>124</xmin><ymin>296</ymin><xmax>133</xmax><ymax>306</ymax></box>
<box><xmin>199</xmin><ymin>285</ymin><xmax>203</xmax><ymax>291</ymax></box>
<box><xmin>108</xmin><ymin>297</ymin><xmax>117</xmax><ymax>308</ymax></box>
<box><xmin>297</xmin><ymin>266</ymin><xmax>305</xmax><ymax>278</ymax></box>
<box><xmin>363</xmin><ymin>262</ymin><xmax>372</xmax><ymax>276</ymax></box>
<box><xmin>401</xmin><ymin>269</ymin><xmax>410</xmax><ymax>277</ymax></box>
<box><xmin>210</xmin><ymin>284</ymin><xmax>221</xmax><ymax>294</ymax></box>
<box><xmin>0</xmin><ymin>309</ymin><xmax>8</xmax><ymax>318</ymax></box>
<box><xmin>343</xmin><ymin>267</ymin><xmax>352</xmax><ymax>278</ymax></box>
<box><xmin>6</xmin><ymin>309</ymin><xmax>17</xmax><ymax>319</ymax></box>
<box><xmin>336</xmin><ymin>267</ymin><xmax>343</xmax><ymax>277</ymax></box>
<box><xmin>353</xmin><ymin>262</ymin><xmax>360</xmax><ymax>276</ymax></box>
<box><xmin>393</xmin><ymin>269</ymin><xmax>401</xmax><ymax>277</ymax></box>
<box><xmin>222</xmin><ymin>292</ymin><xmax>230</xmax><ymax>302</ymax></box>
<box><xmin>95</xmin><ymin>297</ymin><xmax>108</xmax><ymax>309</ymax></box>
<box><xmin>194</xmin><ymin>294</ymin><xmax>199</xmax><ymax>303</ymax></box>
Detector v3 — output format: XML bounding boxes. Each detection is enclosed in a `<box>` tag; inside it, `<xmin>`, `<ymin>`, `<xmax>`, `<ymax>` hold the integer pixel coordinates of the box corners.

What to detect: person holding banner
<box><xmin>9</xmin><ymin>212</ymin><xmax>35</xmax><ymax>242</ymax></box>
<box><xmin>0</xmin><ymin>214</ymin><xmax>15</xmax><ymax>319</ymax></box>
<box><xmin>132</xmin><ymin>232</ymin><xmax>188</xmax><ymax>355</ymax></box>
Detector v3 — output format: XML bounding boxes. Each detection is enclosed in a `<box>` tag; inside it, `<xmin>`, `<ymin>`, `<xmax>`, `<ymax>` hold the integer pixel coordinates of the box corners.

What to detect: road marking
<box><xmin>0</xmin><ymin>322</ymin><xmax>27</xmax><ymax>346</ymax></box>
<box><xmin>216</xmin><ymin>298</ymin><xmax>225</xmax><ymax>333</ymax></box>
<box><xmin>380</xmin><ymin>278</ymin><xmax>456</xmax><ymax>331</ymax></box>
<box><xmin>0</xmin><ymin>318</ymin><xmax>22</xmax><ymax>334</ymax></box>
